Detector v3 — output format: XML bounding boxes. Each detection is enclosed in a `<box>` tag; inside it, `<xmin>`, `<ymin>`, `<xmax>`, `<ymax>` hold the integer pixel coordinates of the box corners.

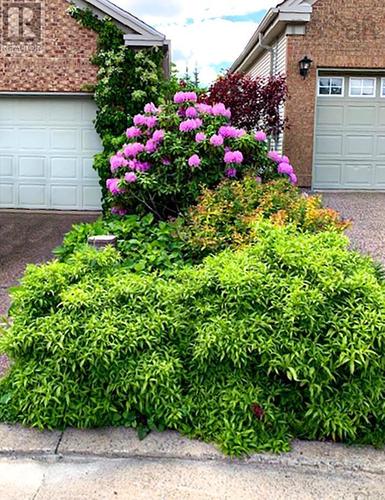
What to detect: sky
<box><xmin>114</xmin><ymin>0</ymin><xmax>277</xmax><ymax>85</ymax></box>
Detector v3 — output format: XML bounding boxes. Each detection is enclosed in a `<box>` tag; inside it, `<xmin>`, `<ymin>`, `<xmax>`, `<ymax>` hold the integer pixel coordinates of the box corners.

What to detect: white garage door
<box><xmin>314</xmin><ymin>74</ymin><xmax>385</xmax><ymax>190</ymax></box>
<box><xmin>0</xmin><ymin>96</ymin><xmax>102</xmax><ymax>210</ymax></box>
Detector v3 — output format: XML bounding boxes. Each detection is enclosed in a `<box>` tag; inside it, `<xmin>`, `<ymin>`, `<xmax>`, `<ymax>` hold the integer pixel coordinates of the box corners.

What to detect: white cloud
<box><xmin>113</xmin><ymin>0</ymin><xmax>277</xmax><ymax>85</ymax></box>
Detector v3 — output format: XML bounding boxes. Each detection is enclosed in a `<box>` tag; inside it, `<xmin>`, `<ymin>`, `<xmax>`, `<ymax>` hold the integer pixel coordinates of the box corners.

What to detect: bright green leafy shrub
<box><xmin>54</xmin><ymin>213</ymin><xmax>189</xmax><ymax>273</ymax></box>
<box><xmin>1</xmin><ymin>224</ymin><xmax>385</xmax><ymax>455</ymax></box>
<box><xmin>180</xmin><ymin>176</ymin><xmax>350</xmax><ymax>257</ymax></box>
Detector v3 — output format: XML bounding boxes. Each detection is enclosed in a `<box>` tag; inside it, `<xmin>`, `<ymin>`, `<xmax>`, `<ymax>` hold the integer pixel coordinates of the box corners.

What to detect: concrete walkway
<box><xmin>0</xmin><ymin>425</ymin><xmax>385</xmax><ymax>499</ymax></box>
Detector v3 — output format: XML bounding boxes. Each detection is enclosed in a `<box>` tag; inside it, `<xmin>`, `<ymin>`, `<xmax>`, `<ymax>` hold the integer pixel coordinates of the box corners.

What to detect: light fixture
<box><xmin>299</xmin><ymin>56</ymin><xmax>313</xmax><ymax>79</ymax></box>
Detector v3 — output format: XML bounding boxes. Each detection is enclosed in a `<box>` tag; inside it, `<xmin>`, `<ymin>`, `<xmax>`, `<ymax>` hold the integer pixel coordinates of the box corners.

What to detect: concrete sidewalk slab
<box><xmin>0</xmin><ymin>424</ymin><xmax>62</xmax><ymax>456</ymax></box>
<box><xmin>58</xmin><ymin>428</ymin><xmax>223</xmax><ymax>461</ymax></box>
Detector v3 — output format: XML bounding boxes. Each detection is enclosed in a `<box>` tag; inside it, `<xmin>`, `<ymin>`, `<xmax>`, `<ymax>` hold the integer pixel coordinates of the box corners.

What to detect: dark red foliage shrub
<box><xmin>204</xmin><ymin>72</ymin><xmax>288</xmax><ymax>137</ymax></box>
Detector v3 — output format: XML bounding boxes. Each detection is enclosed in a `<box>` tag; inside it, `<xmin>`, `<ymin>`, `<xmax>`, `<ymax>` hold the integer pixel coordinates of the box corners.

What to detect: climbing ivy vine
<box><xmin>67</xmin><ymin>5</ymin><xmax>167</xmax><ymax>210</ymax></box>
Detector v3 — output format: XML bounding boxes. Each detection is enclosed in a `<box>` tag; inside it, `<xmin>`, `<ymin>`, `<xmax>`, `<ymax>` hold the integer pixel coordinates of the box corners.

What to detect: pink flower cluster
<box><xmin>219</xmin><ymin>126</ymin><xmax>245</xmax><ymax>139</ymax></box>
<box><xmin>144</xmin><ymin>102</ymin><xmax>158</xmax><ymax>114</ymax></box>
<box><xmin>124</xmin><ymin>142</ymin><xmax>145</xmax><ymax>158</ymax></box>
<box><xmin>174</xmin><ymin>91</ymin><xmax>198</xmax><ymax>104</ymax></box>
<box><xmin>188</xmin><ymin>154</ymin><xmax>201</xmax><ymax>168</ymax></box>
<box><xmin>106</xmin><ymin>178</ymin><xmax>126</xmax><ymax>196</ymax></box>
<box><xmin>267</xmin><ymin>150</ymin><xmax>297</xmax><ymax>185</ymax></box>
<box><xmin>224</xmin><ymin>151</ymin><xmax>244</xmax><ymax>164</ymax></box>
<box><xmin>133</xmin><ymin>114</ymin><xmax>158</xmax><ymax>128</ymax></box>
<box><xmin>180</xmin><ymin>118</ymin><xmax>203</xmax><ymax>132</ymax></box>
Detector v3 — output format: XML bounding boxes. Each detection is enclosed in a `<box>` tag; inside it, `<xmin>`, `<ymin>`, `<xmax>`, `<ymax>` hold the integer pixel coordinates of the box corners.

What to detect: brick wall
<box><xmin>284</xmin><ymin>0</ymin><xmax>385</xmax><ymax>187</ymax></box>
<box><xmin>0</xmin><ymin>0</ymin><xmax>99</xmax><ymax>92</ymax></box>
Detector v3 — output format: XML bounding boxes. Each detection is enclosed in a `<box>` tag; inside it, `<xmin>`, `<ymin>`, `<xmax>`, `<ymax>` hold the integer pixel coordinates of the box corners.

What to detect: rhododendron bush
<box><xmin>106</xmin><ymin>91</ymin><xmax>297</xmax><ymax>218</ymax></box>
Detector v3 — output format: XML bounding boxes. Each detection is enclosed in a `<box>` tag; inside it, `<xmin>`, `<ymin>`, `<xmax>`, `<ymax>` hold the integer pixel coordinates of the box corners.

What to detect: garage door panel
<box><xmin>0</xmin><ymin>96</ymin><xmax>102</xmax><ymax>210</ymax></box>
<box><xmin>50</xmin><ymin>185</ymin><xmax>79</xmax><ymax>208</ymax></box>
<box><xmin>50</xmin><ymin>158</ymin><xmax>78</xmax><ymax>179</ymax></box>
<box><xmin>83</xmin><ymin>186</ymin><xmax>103</xmax><ymax>209</ymax></box>
<box><xmin>374</xmin><ymin>165</ymin><xmax>385</xmax><ymax>184</ymax></box>
<box><xmin>345</xmin><ymin>105</ymin><xmax>376</xmax><ymax>126</ymax></box>
<box><xmin>15</xmin><ymin>101</ymin><xmax>47</xmax><ymax>122</ymax></box>
<box><xmin>49</xmin><ymin>102</ymin><xmax>82</xmax><ymax>122</ymax></box>
<box><xmin>316</xmin><ymin>134</ymin><xmax>343</xmax><ymax>156</ymax></box>
<box><xmin>82</xmin><ymin>129</ymin><xmax>101</xmax><ymax>151</ymax></box>
<box><xmin>0</xmin><ymin>157</ymin><xmax>13</xmax><ymax>176</ymax></box>
<box><xmin>19</xmin><ymin>157</ymin><xmax>46</xmax><ymax>178</ymax></box>
<box><xmin>0</xmin><ymin>183</ymin><xmax>15</xmax><ymax>205</ymax></box>
<box><xmin>345</xmin><ymin>135</ymin><xmax>374</xmax><ymax>156</ymax></box>
<box><xmin>19</xmin><ymin>184</ymin><xmax>47</xmax><ymax>207</ymax></box>
<box><xmin>51</xmin><ymin>129</ymin><xmax>79</xmax><ymax>151</ymax></box>
<box><xmin>314</xmin><ymin>163</ymin><xmax>342</xmax><ymax>186</ymax></box>
<box><xmin>376</xmin><ymin>136</ymin><xmax>385</xmax><ymax>156</ymax></box>
<box><xmin>377</xmin><ymin>107</ymin><xmax>385</xmax><ymax>126</ymax></box>
<box><xmin>19</xmin><ymin>129</ymin><xmax>48</xmax><ymax>150</ymax></box>
<box><xmin>82</xmin><ymin>158</ymin><xmax>98</xmax><ymax>180</ymax></box>
<box><xmin>317</xmin><ymin>106</ymin><xmax>344</xmax><ymax>126</ymax></box>
<box><xmin>0</xmin><ymin>128</ymin><xmax>18</xmax><ymax>149</ymax></box>
<box><xmin>342</xmin><ymin>163</ymin><xmax>372</xmax><ymax>185</ymax></box>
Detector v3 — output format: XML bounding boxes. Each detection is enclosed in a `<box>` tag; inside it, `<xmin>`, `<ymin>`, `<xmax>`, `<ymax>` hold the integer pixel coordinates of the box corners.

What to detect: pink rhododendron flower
<box><xmin>267</xmin><ymin>150</ymin><xmax>282</xmax><ymax>163</ymax></box>
<box><xmin>126</xmin><ymin>126</ymin><xmax>142</xmax><ymax>139</ymax></box>
<box><xmin>144</xmin><ymin>102</ymin><xmax>158</xmax><ymax>114</ymax></box>
<box><xmin>225</xmin><ymin>168</ymin><xmax>237</xmax><ymax>178</ymax></box>
<box><xmin>195</xmin><ymin>132</ymin><xmax>206</xmax><ymax>142</ymax></box>
<box><xmin>278</xmin><ymin>162</ymin><xmax>294</xmax><ymax>175</ymax></box>
<box><xmin>186</xmin><ymin>106</ymin><xmax>198</xmax><ymax>118</ymax></box>
<box><xmin>133</xmin><ymin>114</ymin><xmax>147</xmax><ymax>126</ymax></box>
<box><xmin>125</xmin><ymin>172</ymin><xmax>138</xmax><ymax>183</ymax></box>
<box><xmin>124</xmin><ymin>143</ymin><xmax>145</xmax><ymax>158</ymax></box>
<box><xmin>224</xmin><ymin>151</ymin><xmax>243</xmax><ymax>164</ymax></box>
<box><xmin>106</xmin><ymin>178</ymin><xmax>125</xmax><ymax>196</ymax></box>
<box><xmin>152</xmin><ymin>129</ymin><xmax>165</xmax><ymax>143</ymax></box>
<box><xmin>110</xmin><ymin>155</ymin><xmax>126</xmax><ymax>171</ymax></box>
<box><xmin>219</xmin><ymin>126</ymin><xmax>245</xmax><ymax>139</ymax></box>
<box><xmin>145</xmin><ymin>139</ymin><xmax>157</xmax><ymax>153</ymax></box>
<box><xmin>255</xmin><ymin>176</ymin><xmax>262</xmax><ymax>184</ymax></box>
<box><xmin>179</xmin><ymin>118</ymin><xmax>202</xmax><ymax>132</ymax></box>
<box><xmin>196</xmin><ymin>103</ymin><xmax>213</xmax><ymax>114</ymax></box>
<box><xmin>281</xmin><ymin>155</ymin><xmax>290</xmax><ymax>164</ymax></box>
<box><xmin>188</xmin><ymin>154</ymin><xmax>201</xmax><ymax>168</ymax></box>
<box><xmin>255</xmin><ymin>131</ymin><xmax>267</xmax><ymax>142</ymax></box>
<box><xmin>212</xmin><ymin>103</ymin><xmax>231</xmax><ymax>119</ymax></box>
<box><xmin>210</xmin><ymin>134</ymin><xmax>224</xmax><ymax>147</ymax></box>
<box><xmin>173</xmin><ymin>91</ymin><xmax>198</xmax><ymax>104</ymax></box>
<box><xmin>111</xmin><ymin>206</ymin><xmax>128</xmax><ymax>216</ymax></box>
<box><xmin>289</xmin><ymin>173</ymin><xmax>298</xmax><ymax>185</ymax></box>
<box><xmin>145</xmin><ymin>116</ymin><xmax>158</xmax><ymax>129</ymax></box>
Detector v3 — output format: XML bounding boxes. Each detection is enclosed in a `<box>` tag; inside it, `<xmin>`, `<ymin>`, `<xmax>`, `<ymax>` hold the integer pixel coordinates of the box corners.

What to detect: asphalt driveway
<box><xmin>0</xmin><ymin>211</ymin><xmax>99</xmax><ymax>316</ymax></box>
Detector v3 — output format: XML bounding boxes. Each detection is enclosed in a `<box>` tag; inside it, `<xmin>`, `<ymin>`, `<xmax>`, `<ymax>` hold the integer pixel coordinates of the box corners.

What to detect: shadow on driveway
<box><xmin>0</xmin><ymin>210</ymin><xmax>99</xmax><ymax>315</ymax></box>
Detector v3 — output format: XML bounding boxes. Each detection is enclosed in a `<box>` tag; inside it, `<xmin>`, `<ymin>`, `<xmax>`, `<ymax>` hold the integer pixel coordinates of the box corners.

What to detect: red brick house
<box><xmin>231</xmin><ymin>0</ymin><xmax>385</xmax><ymax>190</ymax></box>
<box><xmin>0</xmin><ymin>0</ymin><xmax>169</xmax><ymax>210</ymax></box>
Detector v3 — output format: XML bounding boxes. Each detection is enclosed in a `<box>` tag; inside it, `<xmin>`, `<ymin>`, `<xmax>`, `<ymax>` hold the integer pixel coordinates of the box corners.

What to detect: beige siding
<box><xmin>248</xmin><ymin>51</ymin><xmax>271</xmax><ymax>79</ymax></box>
<box><xmin>246</xmin><ymin>33</ymin><xmax>287</xmax><ymax>153</ymax></box>
<box><xmin>273</xmin><ymin>34</ymin><xmax>287</xmax><ymax>75</ymax></box>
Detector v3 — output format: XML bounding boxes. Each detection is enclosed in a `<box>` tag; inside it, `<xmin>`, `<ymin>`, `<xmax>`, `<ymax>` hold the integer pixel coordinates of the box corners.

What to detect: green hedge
<box><xmin>54</xmin><ymin>213</ymin><xmax>189</xmax><ymax>274</ymax></box>
<box><xmin>1</xmin><ymin>223</ymin><xmax>385</xmax><ymax>455</ymax></box>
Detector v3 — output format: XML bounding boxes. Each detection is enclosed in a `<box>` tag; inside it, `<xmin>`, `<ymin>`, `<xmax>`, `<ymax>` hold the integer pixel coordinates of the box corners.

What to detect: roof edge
<box><xmin>68</xmin><ymin>0</ymin><xmax>166</xmax><ymax>40</ymax></box>
<box><xmin>230</xmin><ymin>0</ymin><xmax>313</xmax><ymax>73</ymax></box>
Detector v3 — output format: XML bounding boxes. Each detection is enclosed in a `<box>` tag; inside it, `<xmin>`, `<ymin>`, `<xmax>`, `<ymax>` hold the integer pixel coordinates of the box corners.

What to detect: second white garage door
<box><xmin>314</xmin><ymin>74</ymin><xmax>385</xmax><ymax>190</ymax></box>
<box><xmin>0</xmin><ymin>95</ymin><xmax>102</xmax><ymax>210</ymax></box>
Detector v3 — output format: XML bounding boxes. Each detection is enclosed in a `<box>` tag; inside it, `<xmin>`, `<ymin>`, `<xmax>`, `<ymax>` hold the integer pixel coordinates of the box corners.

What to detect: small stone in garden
<box><xmin>88</xmin><ymin>235</ymin><xmax>117</xmax><ymax>249</ymax></box>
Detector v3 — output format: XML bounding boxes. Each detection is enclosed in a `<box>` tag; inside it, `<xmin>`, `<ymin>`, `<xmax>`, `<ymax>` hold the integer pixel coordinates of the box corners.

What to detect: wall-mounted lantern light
<box><xmin>299</xmin><ymin>56</ymin><xmax>313</xmax><ymax>79</ymax></box>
